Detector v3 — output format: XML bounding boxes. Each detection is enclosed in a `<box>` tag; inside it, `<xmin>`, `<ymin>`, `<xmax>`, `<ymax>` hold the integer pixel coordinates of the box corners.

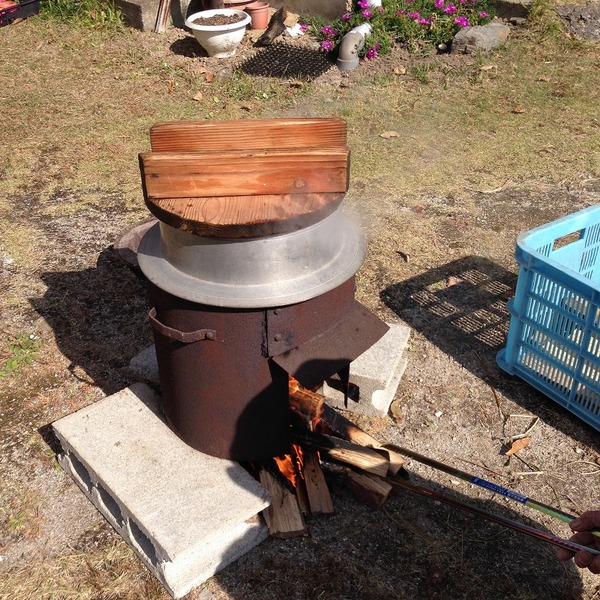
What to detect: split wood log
<box><xmin>318</xmin><ymin>404</ymin><xmax>405</xmax><ymax>476</ymax></box>
<box><xmin>301</xmin><ymin>449</ymin><xmax>334</xmax><ymax>515</ymax></box>
<box><xmin>291</xmin><ymin>428</ymin><xmax>389</xmax><ymax>478</ymax></box>
<box><xmin>289</xmin><ymin>377</ymin><xmax>324</xmax><ymax>422</ymax></box>
<box><xmin>257</xmin><ymin>6</ymin><xmax>287</xmax><ymax>46</ymax></box>
<box><xmin>259</xmin><ymin>466</ymin><xmax>306</xmax><ymax>538</ymax></box>
<box><xmin>149</xmin><ymin>118</ymin><xmax>347</xmax><ymax>152</ymax></box>
<box><xmin>342</xmin><ymin>469</ymin><xmax>393</xmax><ymax>510</ymax></box>
<box><xmin>291</xmin><ymin>449</ymin><xmax>311</xmax><ymax>516</ymax></box>
<box><xmin>288</xmin><ymin>388</ymin><xmax>405</xmax><ymax>476</ymax></box>
<box><xmin>322</xmin><ymin>462</ymin><xmax>392</xmax><ymax>510</ymax></box>
<box><xmin>139</xmin><ymin>148</ymin><xmax>349</xmax><ymax>199</ymax></box>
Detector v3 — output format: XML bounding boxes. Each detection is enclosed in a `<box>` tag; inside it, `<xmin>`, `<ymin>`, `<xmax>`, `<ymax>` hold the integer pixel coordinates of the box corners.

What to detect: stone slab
<box><xmin>321</xmin><ymin>323</ymin><xmax>411</xmax><ymax>417</ymax></box>
<box><xmin>53</xmin><ymin>383</ymin><xmax>270</xmax><ymax>598</ymax></box>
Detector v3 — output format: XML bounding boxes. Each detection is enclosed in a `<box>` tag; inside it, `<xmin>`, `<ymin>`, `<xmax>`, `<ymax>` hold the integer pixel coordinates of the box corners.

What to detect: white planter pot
<box><xmin>185</xmin><ymin>9</ymin><xmax>251</xmax><ymax>58</ymax></box>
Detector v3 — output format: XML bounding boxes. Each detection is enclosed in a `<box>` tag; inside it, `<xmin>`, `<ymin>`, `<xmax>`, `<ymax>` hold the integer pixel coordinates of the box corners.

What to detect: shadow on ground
<box><xmin>30</xmin><ymin>247</ymin><xmax>152</xmax><ymax>396</ymax></box>
<box><xmin>381</xmin><ymin>255</ymin><xmax>600</xmax><ymax>452</ymax></box>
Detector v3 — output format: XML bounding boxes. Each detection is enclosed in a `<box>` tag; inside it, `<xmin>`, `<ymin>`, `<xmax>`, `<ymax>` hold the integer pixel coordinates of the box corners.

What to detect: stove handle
<box><xmin>148</xmin><ymin>307</ymin><xmax>217</xmax><ymax>343</ymax></box>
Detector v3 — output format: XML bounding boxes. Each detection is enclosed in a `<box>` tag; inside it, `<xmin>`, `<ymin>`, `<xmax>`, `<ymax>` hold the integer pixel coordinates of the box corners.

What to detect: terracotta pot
<box><xmin>244</xmin><ymin>1</ymin><xmax>269</xmax><ymax>29</ymax></box>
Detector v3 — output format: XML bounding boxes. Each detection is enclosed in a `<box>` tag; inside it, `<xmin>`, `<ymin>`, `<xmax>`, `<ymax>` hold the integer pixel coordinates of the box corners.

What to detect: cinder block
<box><xmin>116</xmin><ymin>0</ymin><xmax>160</xmax><ymax>31</ymax></box>
<box><xmin>53</xmin><ymin>383</ymin><xmax>270</xmax><ymax>599</ymax></box>
<box><xmin>126</xmin><ymin>344</ymin><xmax>160</xmax><ymax>386</ymax></box>
<box><xmin>322</xmin><ymin>323</ymin><xmax>411</xmax><ymax>417</ymax></box>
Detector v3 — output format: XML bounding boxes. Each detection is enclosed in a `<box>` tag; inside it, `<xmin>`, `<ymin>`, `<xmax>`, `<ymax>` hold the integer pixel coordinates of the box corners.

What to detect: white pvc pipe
<box><xmin>336</xmin><ymin>23</ymin><xmax>373</xmax><ymax>71</ymax></box>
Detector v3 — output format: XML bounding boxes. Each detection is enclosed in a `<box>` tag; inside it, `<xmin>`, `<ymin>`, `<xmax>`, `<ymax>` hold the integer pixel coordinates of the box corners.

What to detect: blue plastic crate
<box><xmin>497</xmin><ymin>204</ymin><xmax>600</xmax><ymax>432</ymax></box>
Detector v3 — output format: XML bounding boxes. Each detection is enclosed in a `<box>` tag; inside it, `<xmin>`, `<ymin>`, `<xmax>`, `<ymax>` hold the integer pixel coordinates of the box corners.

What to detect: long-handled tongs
<box><xmin>383</xmin><ymin>443</ymin><xmax>600</xmax><ymax>556</ymax></box>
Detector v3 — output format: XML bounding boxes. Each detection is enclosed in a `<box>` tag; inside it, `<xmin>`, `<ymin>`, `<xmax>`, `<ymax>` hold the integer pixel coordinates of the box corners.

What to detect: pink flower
<box><xmin>362</xmin><ymin>8</ymin><xmax>373</xmax><ymax>18</ymax></box>
<box><xmin>321</xmin><ymin>40</ymin><xmax>334</xmax><ymax>51</ymax></box>
<box><xmin>420</xmin><ymin>17</ymin><xmax>431</xmax><ymax>24</ymax></box>
<box><xmin>299</xmin><ymin>22</ymin><xmax>308</xmax><ymax>32</ymax></box>
<box><xmin>408</xmin><ymin>11</ymin><xmax>420</xmax><ymax>19</ymax></box>
<box><xmin>357</xmin><ymin>0</ymin><xmax>369</xmax><ymax>7</ymax></box>
<box><xmin>434</xmin><ymin>0</ymin><xmax>444</xmax><ymax>7</ymax></box>
<box><xmin>365</xmin><ymin>42</ymin><xmax>381</xmax><ymax>60</ymax></box>
<box><xmin>341</xmin><ymin>12</ymin><xmax>351</xmax><ymax>21</ymax></box>
<box><xmin>454</xmin><ymin>15</ymin><xmax>470</xmax><ymax>26</ymax></box>
<box><xmin>321</xmin><ymin>25</ymin><xmax>337</xmax><ymax>38</ymax></box>
<box><xmin>479</xmin><ymin>10</ymin><xmax>489</xmax><ymax>17</ymax></box>
<box><xmin>444</xmin><ymin>4</ymin><xmax>457</xmax><ymax>13</ymax></box>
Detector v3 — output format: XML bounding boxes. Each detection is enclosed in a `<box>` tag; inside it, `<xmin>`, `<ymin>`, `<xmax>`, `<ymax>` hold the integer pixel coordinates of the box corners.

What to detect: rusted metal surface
<box><xmin>271</xmin><ymin>300</ymin><xmax>390</xmax><ymax>390</ymax></box>
<box><xmin>146</xmin><ymin>276</ymin><xmax>389</xmax><ymax>461</ymax></box>
<box><xmin>147</xmin><ymin>282</ymin><xmax>290</xmax><ymax>461</ymax></box>
<box><xmin>265</xmin><ymin>278</ymin><xmax>356</xmax><ymax>356</ymax></box>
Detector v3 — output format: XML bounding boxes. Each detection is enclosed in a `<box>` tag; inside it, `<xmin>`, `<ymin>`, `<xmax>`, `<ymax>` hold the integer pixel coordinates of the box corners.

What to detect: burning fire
<box><xmin>274</xmin><ymin>444</ymin><xmax>305</xmax><ymax>488</ymax></box>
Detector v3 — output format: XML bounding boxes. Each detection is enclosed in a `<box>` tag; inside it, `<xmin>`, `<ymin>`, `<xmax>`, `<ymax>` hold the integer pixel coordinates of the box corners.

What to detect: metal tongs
<box><xmin>383</xmin><ymin>443</ymin><xmax>600</xmax><ymax>557</ymax></box>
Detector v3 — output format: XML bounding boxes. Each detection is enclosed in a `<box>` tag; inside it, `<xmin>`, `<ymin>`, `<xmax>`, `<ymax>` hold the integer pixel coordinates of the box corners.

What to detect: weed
<box><xmin>40</xmin><ymin>0</ymin><xmax>122</xmax><ymax>31</ymax></box>
<box><xmin>527</xmin><ymin>0</ymin><xmax>565</xmax><ymax>38</ymax></box>
<box><xmin>412</xmin><ymin>62</ymin><xmax>434</xmax><ymax>84</ymax></box>
<box><xmin>0</xmin><ymin>334</ymin><xmax>43</xmax><ymax>380</ymax></box>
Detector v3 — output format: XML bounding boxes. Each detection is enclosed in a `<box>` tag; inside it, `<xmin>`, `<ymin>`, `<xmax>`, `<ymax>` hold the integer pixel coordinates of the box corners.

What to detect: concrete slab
<box><xmin>53</xmin><ymin>383</ymin><xmax>270</xmax><ymax>598</ymax></box>
<box><xmin>321</xmin><ymin>323</ymin><xmax>411</xmax><ymax>417</ymax></box>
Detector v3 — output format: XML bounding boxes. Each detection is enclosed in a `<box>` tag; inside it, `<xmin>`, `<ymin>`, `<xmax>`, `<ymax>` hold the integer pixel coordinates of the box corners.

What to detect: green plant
<box><xmin>0</xmin><ymin>333</ymin><xmax>43</xmax><ymax>380</ymax></box>
<box><xmin>40</xmin><ymin>0</ymin><xmax>123</xmax><ymax>30</ymax></box>
<box><xmin>304</xmin><ymin>0</ymin><xmax>495</xmax><ymax>57</ymax></box>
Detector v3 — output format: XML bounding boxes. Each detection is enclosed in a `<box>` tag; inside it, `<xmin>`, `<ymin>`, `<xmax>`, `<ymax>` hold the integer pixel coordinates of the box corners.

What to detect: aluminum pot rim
<box><xmin>137</xmin><ymin>209</ymin><xmax>366</xmax><ymax>308</ymax></box>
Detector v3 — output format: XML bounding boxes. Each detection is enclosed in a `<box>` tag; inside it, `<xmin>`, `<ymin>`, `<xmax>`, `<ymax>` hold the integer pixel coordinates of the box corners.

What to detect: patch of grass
<box><xmin>0</xmin><ymin>541</ymin><xmax>165</xmax><ymax>600</ymax></box>
<box><xmin>0</xmin><ymin>333</ymin><xmax>43</xmax><ymax>380</ymax></box>
<box><xmin>40</xmin><ymin>0</ymin><xmax>123</xmax><ymax>31</ymax></box>
<box><xmin>0</xmin><ymin>487</ymin><xmax>42</xmax><ymax>540</ymax></box>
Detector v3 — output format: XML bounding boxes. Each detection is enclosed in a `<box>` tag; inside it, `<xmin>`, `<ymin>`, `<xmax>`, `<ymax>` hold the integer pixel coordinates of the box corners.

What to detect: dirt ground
<box><xmin>1</xmin><ymin>11</ymin><xmax>600</xmax><ymax>600</ymax></box>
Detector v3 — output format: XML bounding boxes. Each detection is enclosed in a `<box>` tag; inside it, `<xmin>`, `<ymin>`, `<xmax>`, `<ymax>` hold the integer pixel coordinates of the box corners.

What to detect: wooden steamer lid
<box><xmin>139</xmin><ymin>118</ymin><xmax>350</xmax><ymax>239</ymax></box>
<box><xmin>136</xmin><ymin>118</ymin><xmax>365</xmax><ymax>307</ymax></box>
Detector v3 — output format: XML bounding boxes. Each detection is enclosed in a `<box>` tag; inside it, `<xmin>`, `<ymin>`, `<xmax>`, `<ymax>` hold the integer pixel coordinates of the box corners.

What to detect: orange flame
<box><xmin>274</xmin><ymin>444</ymin><xmax>305</xmax><ymax>488</ymax></box>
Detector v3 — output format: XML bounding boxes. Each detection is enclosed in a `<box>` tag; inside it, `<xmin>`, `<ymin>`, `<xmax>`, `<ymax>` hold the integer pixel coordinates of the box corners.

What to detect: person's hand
<box><xmin>556</xmin><ymin>511</ymin><xmax>600</xmax><ymax>574</ymax></box>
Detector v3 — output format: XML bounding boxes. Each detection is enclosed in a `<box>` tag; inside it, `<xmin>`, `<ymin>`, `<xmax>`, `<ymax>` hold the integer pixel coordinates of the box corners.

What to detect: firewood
<box><xmin>288</xmin><ymin>389</ymin><xmax>405</xmax><ymax>476</ymax></box>
<box><xmin>291</xmin><ymin>428</ymin><xmax>389</xmax><ymax>478</ymax></box>
<box><xmin>153</xmin><ymin>0</ymin><xmax>172</xmax><ymax>33</ymax></box>
<box><xmin>342</xmin><ymin>469</ymin><xmax>392</xmax><ymax>510</ymax></box>
<box><xmin>319</xmin><ymin>403</ymin><xmax>405</xmax><ymax>476</ymax></box>
<box><xmin>259</xmin><ymin>466</ymin><xmax>306</xmax><ymax>538</ymax></box>
<box><xmin>321</xmin><ymin>462</ymin><xmax>392</xmax><ymax>510</ymax></box>
<box><xmin>257</xmin><ymin>6</ymin><xmax>287</xmax><ymax>46</ymax></box>
<box><xmin>289</xmin><ymin>377</ymin><xmax>324</xmax><ymax>422</ymax></box>
<box><xmin>301</xmin><ymin>449</ymin><xmax>334</xmax><ymax>515</ymax></box>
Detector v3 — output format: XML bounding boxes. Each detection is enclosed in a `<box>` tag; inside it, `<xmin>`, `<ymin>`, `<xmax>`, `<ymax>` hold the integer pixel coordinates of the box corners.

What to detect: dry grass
<box><xmin>2</xmin><ymin>5</ymin><xmax>600</xmax><ymax>599</ymax></box>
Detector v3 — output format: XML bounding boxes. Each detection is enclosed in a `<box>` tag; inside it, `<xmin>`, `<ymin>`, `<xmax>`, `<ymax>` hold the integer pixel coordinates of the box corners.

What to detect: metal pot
<box><xmin>137</xmin><ymin>206</ymin><xmax>366</xmax><ymax>308</ymax></box>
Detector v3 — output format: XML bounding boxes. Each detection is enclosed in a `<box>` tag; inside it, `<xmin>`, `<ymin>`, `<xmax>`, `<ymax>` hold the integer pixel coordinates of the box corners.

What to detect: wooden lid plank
<box><xmin>140</xmin><ymin>148</ymin><xmax>350</xmax><ymax>199</ymax></box>
<box><xmin>149</xmin><ymin>118</ymin><xmax>347</xmax><ymax>152</ymax></box>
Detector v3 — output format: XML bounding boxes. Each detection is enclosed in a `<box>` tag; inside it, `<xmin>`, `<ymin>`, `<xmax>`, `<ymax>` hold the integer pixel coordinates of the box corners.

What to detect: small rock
<box><xmin>556</xmin><ymin>4</ymin><xmax>600</xmax><ymax>39</ymax></box>
<box><xmin>451</xmin><ymin>22</ymin><xmax>511</xmax><ymax>54</ymax></box>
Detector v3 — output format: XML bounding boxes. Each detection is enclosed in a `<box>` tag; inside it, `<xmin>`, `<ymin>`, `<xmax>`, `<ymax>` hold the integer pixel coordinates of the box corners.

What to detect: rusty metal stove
<box><xmin>135</xmin><ymin>119</ymin><xmax>389</xmax><ymax>462</ymax></box>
